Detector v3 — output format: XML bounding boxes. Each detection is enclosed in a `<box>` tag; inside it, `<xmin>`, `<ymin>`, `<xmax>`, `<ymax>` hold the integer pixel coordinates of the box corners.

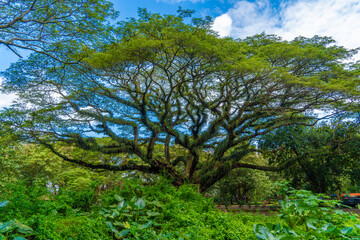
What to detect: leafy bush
<box><xmin>100</xmin><ymin>194</ymin><xmax>157</xmax><ymax>239</ymax></box>
<box><xmin>0</xmin><ymin>181</ymin><xmax>52</xmax><ymax>221</ymax></box>
<box><xmin>29</xmin><ymin>215</ymin><xmax>112</xmax><ymax>240</ymax></box>
<box><xmin>254</xmin><ymin>189</ymin><xmax>360</xmax><ymax>239</ymax></box>
<box><xmin>0</xmin><ymin>180</ymin><xmax>112</xmax><ymax>239</ymax></box>
<box><xmin>56</xmin><ymin>188</ymin><xmax>97</xmax><ymax>213</ymax></box>
<box><xmin>0</xmin><ymin>201</ymin><xmax>33</xmax><ymax>240</ymax></box>
<box><xmin>99</xmin><ymin>178</ymin><xmax>277</xmax><ymax>239</ymax></box>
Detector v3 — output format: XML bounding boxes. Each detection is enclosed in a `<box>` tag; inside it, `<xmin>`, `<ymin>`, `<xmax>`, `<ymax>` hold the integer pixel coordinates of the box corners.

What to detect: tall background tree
<box><xmin>1</xmin><ymin>10</ymin><xmax>359</xmax><ymax>192</ymax></box>
<box><xmin>259</xmin><ymin>120</ymin><xmax>360</xmax><ymax>193</ymax></box>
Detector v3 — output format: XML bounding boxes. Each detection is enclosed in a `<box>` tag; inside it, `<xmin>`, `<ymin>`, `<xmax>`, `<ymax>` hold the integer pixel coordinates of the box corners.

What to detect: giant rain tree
<box><xmin>2</xmin><ymin>11</ymin><xmax>360</xmax><ymax>192</ymax></box>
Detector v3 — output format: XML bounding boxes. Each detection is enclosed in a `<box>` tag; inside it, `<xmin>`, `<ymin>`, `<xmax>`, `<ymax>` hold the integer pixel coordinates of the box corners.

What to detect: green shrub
<box><xmin>0</xmin><ymin>181</ymin><xmax>54</xmax><ymax>221</ymax></box>
<box><xmin>21</xmin><ymin>213</ymin><xmax>112</xmax><ymax>240</ymax></box>
<box><xmin>0</xmin><ymin>201</ymin><xmax>33</xmax><ymax>240</ymax></box>
<box><xmin>254</xmin><ymin>189</ymin><xmax>360</xmax><ymax>239</ymax></box>
<box><xmin>99</xmin><ymin>178</ymin><xmax>278</xmax><ymax>239</ymax></box>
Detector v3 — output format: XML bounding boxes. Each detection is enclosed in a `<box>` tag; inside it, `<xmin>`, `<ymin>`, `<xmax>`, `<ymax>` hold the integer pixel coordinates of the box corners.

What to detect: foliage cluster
<box><xmin>255</xmin><ymin>187</ymin><xmax>360</xmax><ymax>239</ymax></box>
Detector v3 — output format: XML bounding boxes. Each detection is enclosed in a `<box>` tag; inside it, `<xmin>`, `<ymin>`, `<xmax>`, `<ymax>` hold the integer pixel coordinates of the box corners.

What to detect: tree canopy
<box><xmin>1</xmin><ymin>10</ymin><xmax>360</xmax><ymax>192</ymax></box>
<box><xmin>0</xmin><ymin>0</ymin><xmax>117</xmax><ymax>60</ymax></box>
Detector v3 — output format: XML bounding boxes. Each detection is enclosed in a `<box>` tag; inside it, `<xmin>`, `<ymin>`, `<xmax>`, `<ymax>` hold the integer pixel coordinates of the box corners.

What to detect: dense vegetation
<box><xmin>1</xmin><ymin>1</ymin><xmax>360</xmax><ymax>239</ymax></box>
<box><xmin>2</xmin><ymin>170</ymin><xmax>360</xmax><ymax>239</ymax></box>
<box><xmin>0</xmin><ymin>140</ymin><xmax>276</xmax><ymax>239</ymax></box>
<box><xmin>0</xmin><ymin>138</ymin><xmax>360</xmax><ymax>239</ymax></box>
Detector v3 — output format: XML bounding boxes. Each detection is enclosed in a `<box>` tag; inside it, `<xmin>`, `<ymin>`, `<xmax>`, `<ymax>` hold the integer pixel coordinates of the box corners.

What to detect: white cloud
<box><xmin>212</xmin><ymin>13</ymin><xmax>232</xmax><ymax>37</ymax></box>
<box><xmin>213</xmin><ymin>0</ymin><xmax>360</xmax><ymax>52</ymax></box>
<box><xmin>226</xmin><ymin>0</ymin><xmax>279</xmax><ymax>37</ymax></box>
<box><xmin>0</xmin><ymin>77</ymin><xmax>16</xmax><ymax>109</ymax></box>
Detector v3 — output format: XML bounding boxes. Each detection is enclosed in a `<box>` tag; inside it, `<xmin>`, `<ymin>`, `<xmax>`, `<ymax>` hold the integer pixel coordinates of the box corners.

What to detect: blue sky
<box><xmin>1</xmin><ymin>0</ymin><xmax>360</xmax><ymax>107</ymax></box>
<box><xmin>112</xmin><ymin>0</ymin><xmax>235</xmax><ymax>19</ymax></box>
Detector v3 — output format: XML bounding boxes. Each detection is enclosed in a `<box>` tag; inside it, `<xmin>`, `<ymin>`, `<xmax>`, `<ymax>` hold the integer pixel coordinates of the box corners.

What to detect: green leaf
<box><xmin>14</xmin><ymin>220</ymin><xmax>32</xmax><ymax>232</ymax></box>
<box><xmin>140</xmin><ymin>221</ymin><xmax>152</xmax><ymax>229</ymax></box>
<box><xmin>106</xmin><ymin>221</ymin><xmax>119</xmax><ymax>234</ymax></box>
<box><xmin>0</xmin><ymin>201</ymin><xmax>9</xmax><ymax>208</ymax></box>
<box><xmin>117</xmin><ymin>200</ymin><xmax>127</xmax><ymax>209</ymax></box>
<box><xmin>321</xmin><ymin>223</ymin><xmax>336</xmax><ymax>233</ymax></box>
<box><xmin>340</xmin><ymin>227</ymin><xmax>353</xmax><ymax>235</ymax></box>
<box><xmin>111</xmin><ymin>210</ymin><xmax>119</xmax><ymax>218</ymax></box>
<box><xmin>115</xmin><ymin>194</ymin><xmax>124</xmax><ymax>202</ymax></box>
<box><xmin>134</xmin><ymin>198</ymin><xmax>146</xmax><ymax>210</ymax></box>
<box><xmin>116</xmin><ymin>228</ymin><xmax>130</xmax><ymax>238</ymax></box>
<box><xmin>254</xmin><ymin>224</ymin><xmax>277</xmax><ymax>240</ymax></box>
<box><xmin>0</xmin><ymin>222</ymin><xmax>11</xmax><ymax>232</ymax></box>
<box><xmin>305</xmin><ymin>218</ymin><xmax>318</xmax><ymax>230</ymax></box>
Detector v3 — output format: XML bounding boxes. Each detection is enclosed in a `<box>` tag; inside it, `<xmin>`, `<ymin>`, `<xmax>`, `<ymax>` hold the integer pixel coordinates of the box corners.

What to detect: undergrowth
<box><xmin>0</xmin><ymin>178</ymin><xmax>358</xmax><ymax>239</ymax></box>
